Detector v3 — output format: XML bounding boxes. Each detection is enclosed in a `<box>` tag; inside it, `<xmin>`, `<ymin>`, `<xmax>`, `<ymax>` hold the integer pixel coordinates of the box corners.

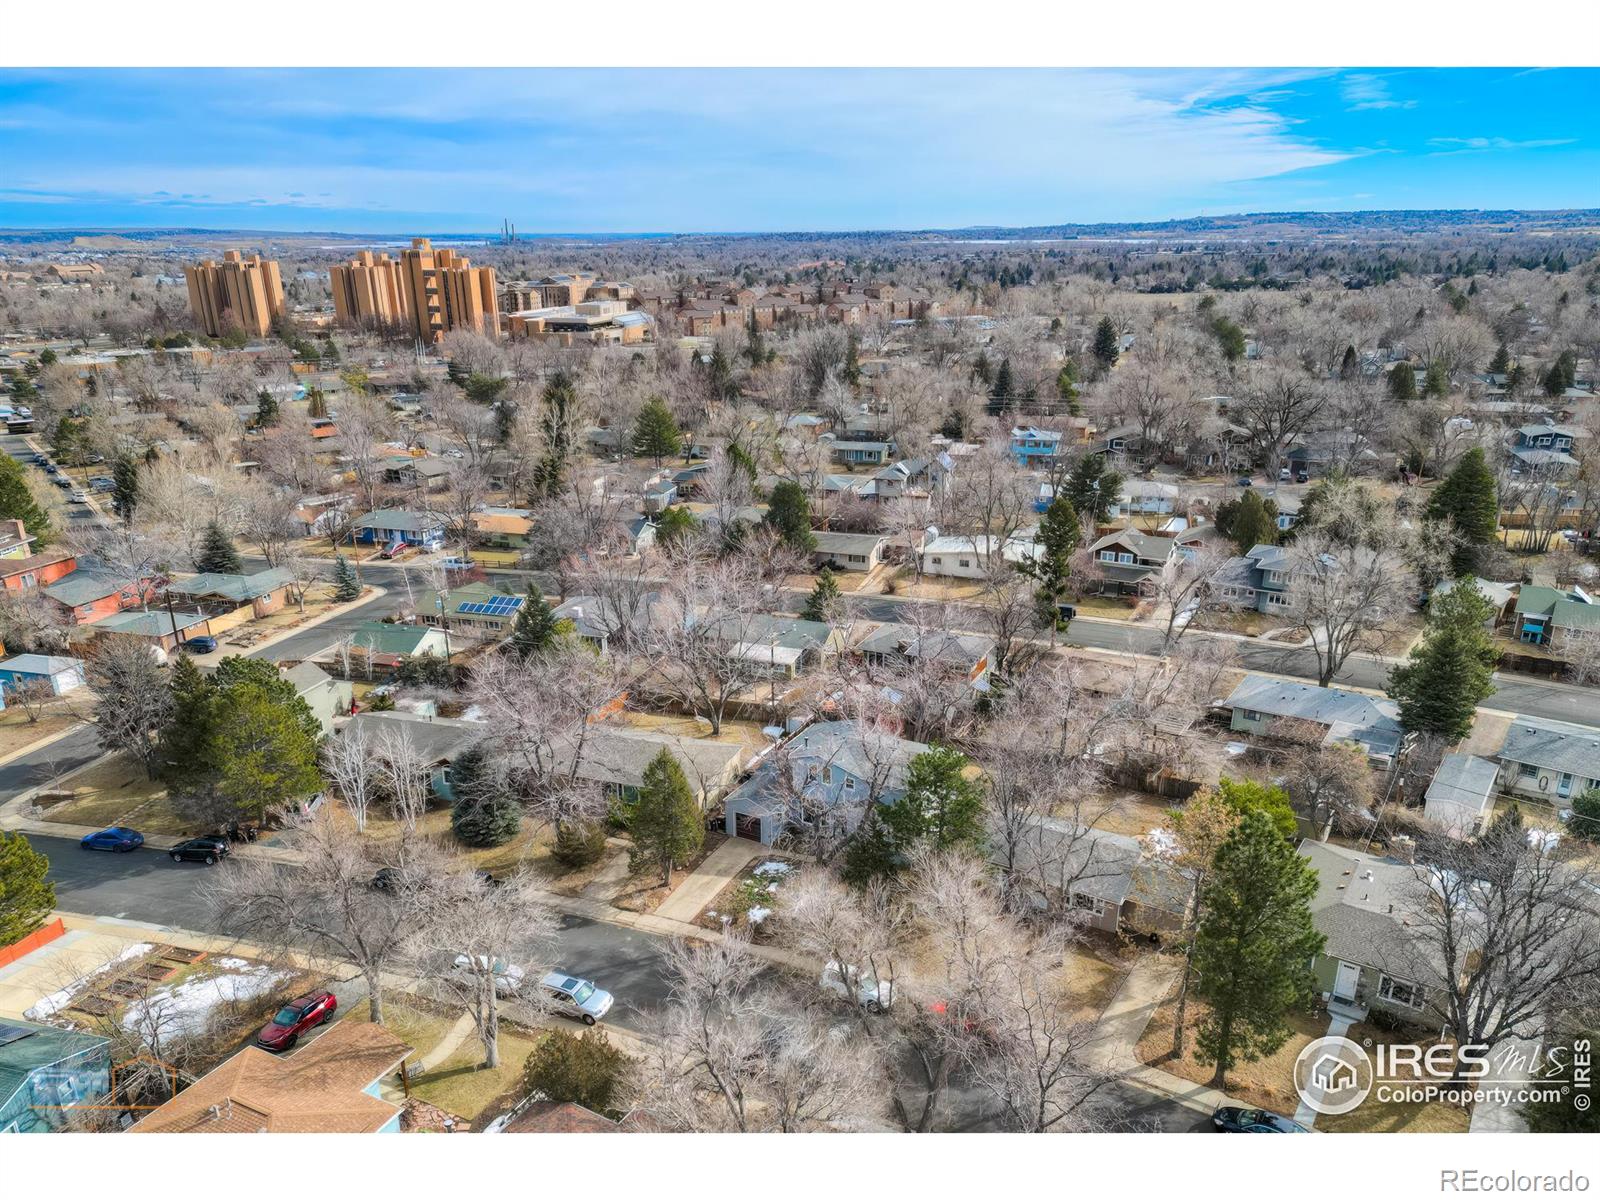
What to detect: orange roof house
<box><xmin>129</xmin><ymin>1021</ymin><xmax>411</xmax><ymax>1134</ymax></box>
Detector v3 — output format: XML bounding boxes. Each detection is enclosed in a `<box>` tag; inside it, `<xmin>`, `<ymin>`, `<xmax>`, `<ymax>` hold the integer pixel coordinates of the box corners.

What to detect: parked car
<box><xmin>182</xmin><ymin>635</ymin><xmax>218</xmax><ymax>654</ymax></box>
<box><xmin>1235</xmin><ymin>476</ymin><xmax>1253</xmax><ymax>487</ymax></box>
<box><xmin>51</xmin><ymin>475</ymin><xmax>71</xmax><ymax>489</ymax></box>
<box><xmin>440</xmin><ymin>556</ymin><xmax>475</xmax><ymax>571</ymax></box>
<box><xmin>820</xmin><ymin>961</ymin><xmax>893</xmax><ymax>1012</ymax></box>
<box><xmin>1212</xmin><ymin>1105</ymin><xmax>1309</xmax><ymax>1133</ymax></box>
<box><xmin>30</xmin><ymin>453</ymin><xmax>48</xmax><ymax>465</ymax></box>
<box><xmin>1278</xmin><ymin>467</ymin><xmax>1292</xmax><ymax>481</ymax></box>
<box><xmin>1295</xmin><ymin>469</ymin><xmax>1310</xmax><ymax>483</ymax></box>
<box><xmin>69</xmin><ymin>490</ymin><xmax>89</xmax><ymax>504</ymax></box>
<box><xmin>169</xmin><ymin>835</ymin><xmax>229</xmax><ymax>865</ymax></box>
<box><xmin>256</xmin><ymin>990</ymin><xmax>337</xmax><ymax>1051</ymax></box>
<box><xmin>379</xmin><ymin>539</ymin><xmax>407</xmax><ymax>559</ymax></box>
<box><xmin>540</xmin><ymin>972</ymin><xmax>613</xmax><ymax>1025</ymax></box>
<box><xmin>455</xmin><ymin>954</ymin><xmax>525</xmax><ymax>996</ymax></box>
<box><xmin>80</xmin><ymin>826</ymin><xmax>144</xmax><ymax>852</ymax></box>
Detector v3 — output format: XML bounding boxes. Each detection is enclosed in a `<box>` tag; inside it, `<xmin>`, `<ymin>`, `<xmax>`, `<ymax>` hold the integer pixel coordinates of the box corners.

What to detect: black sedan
<box><xmin>169</xmin><ymin>836</ymin><xmax>230</xmax><ymax>866</ymax></box>
<box><xmin>1212</xmin><ymin>1105</ymin><xmax>1309</xmax><ymax>1133</ymax></box>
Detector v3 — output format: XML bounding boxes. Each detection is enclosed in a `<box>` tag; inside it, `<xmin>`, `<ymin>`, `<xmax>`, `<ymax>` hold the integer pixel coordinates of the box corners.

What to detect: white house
<box><xmin>920</xmin><ymin>532</ymin><xmax>1038</xmax><ymax>579</ymax></box>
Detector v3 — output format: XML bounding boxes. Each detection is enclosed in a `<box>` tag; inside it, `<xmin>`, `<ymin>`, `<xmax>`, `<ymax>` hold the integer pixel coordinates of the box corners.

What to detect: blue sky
<box><xmin>0</xmin><ymin>68</ymin><xmax>1596</xmax><ymax>233</ymax></box>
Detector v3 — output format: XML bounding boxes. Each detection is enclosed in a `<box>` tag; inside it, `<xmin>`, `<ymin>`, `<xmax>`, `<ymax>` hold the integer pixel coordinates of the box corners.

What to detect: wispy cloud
<box><xmin>1427</xmin><ymin>135</ymin><xmax>1576</xmax><ymax>154</ymax></box>
<box><xmin>1340</xmin><ymin>73</ymin><xmax>1417</xmax><ymax>111</ymax></box>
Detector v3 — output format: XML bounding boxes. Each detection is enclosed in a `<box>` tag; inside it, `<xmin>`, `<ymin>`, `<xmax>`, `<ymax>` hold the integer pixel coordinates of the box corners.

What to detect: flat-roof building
<box><xmin>331</xmin><ymin>238</ymin><xmax>498</xmax><ymax>345</ymax></box>
<box><xmin>185</xmin><ymin>250</ymin><xmax>285</xmax><ymax>338</ymax></box>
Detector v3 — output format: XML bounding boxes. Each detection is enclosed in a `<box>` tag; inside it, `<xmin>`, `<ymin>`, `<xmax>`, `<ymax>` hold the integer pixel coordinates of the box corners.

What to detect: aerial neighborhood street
<box><xmin>0</xmin><ymin>57</ymin><xmax>1596</xmax><ymax>1176</ymax></box>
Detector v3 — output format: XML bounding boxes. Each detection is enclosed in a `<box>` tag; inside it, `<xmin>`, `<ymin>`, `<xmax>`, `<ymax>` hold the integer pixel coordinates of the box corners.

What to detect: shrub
<box><xmin>521</xmin><ymin>1029</ymin><xmax>632</xmax><ymax>1119</ymax></box>
<box><xmin>551</xmin><ymin>820</ymin><xmax>609</xmax><ymax>868</ymax></box>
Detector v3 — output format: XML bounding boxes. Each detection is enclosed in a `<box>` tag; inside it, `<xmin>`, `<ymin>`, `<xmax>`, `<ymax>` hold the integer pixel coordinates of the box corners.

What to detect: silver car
<box><xmin>540</xmin><ymin>971</ymin><xmax>614</xmax><ymax>1025</ymax></box>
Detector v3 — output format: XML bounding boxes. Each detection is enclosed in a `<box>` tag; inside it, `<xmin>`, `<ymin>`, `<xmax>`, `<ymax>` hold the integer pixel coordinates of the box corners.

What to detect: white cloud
<box><xmin>1427</xmin><ymin>136</ymin><xmax>1576</xmax><ymax>154</ymax></box>
<box><xmin>1340</xmin><ymin>74</ymin><xmax>1417</xmax><ymax>111</ymax></box>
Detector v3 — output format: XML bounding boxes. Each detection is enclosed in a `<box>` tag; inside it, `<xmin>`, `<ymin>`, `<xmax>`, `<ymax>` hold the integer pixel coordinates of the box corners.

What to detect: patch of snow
<box><xmin>1144</xmin><ymin>828</ymin><xmax>1180</xmax><ymax>859</ymax></box>
<box><xmin>122</xmin><ymin>963</ymin><xmax>290</xmax><ymax>1045</ymax></box>
<box><xmin>214</xmin><ymin>957</ymin><xmax>253</xmax><ymax>969</ymax></box>
<box><xmin>753</xmin><ymin>861</ymin><xmax>792</xmax><ymax>878</ymax></box>
<box><xmin>1225</xmin><ymin>742</ymin><xmax>1249</xmax><ymax>757</ymax></box>
<box><xmin>746</xmin><ymin>906</ymin><xmax>772</xmax><ymax>925</ymax></box>
<box><xmin>705</xmin><ymin>910</ymin><xmax>717</xmax><ymax>918</ymax></box>
<box><xmin>1528</xmin><ymin>828</ymin><xmax>1561</xmax><ymax>854</ymax></box>
<box><xmin>460</xmin><ymin>705</ymin><xmax>487</xmax><ymax>722</ymax></box>
<box><xmin>25</xmin><ymin>942</ymin><xmax>153</xmax><ymax>1021</ymax></box>
<box><xmin>481</xmin><ymin>1111</ymin><xmax>513</xmax><ymax>1134</ymax></box>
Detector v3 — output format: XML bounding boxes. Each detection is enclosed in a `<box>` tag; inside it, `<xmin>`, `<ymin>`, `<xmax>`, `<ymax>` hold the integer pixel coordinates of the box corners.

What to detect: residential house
<box><xmin>869</xmin><ymin>453</ymin><xmax>954</xmax><ymax>501</ymax></box>
<box><xmin>1212</xmin><ymin>543</ymin><xmax>1297</xmax><ymax>615</ymax></box>
<box><xmin>0</xmin><ymin>654</ymin><xmax>87</xmax><ymax>696</ymax></box>
<box><xmin>1429</xmin><ymin>576</ymin><xmax>1516</xmax><ymax>628</ymax></box>
<box><xmin>352</xmin><ymin>509</ymin><xmax>447</xmax><ymax>551</ymax></box>
<box><xmin>1509</xmin><ymin>423</ymin><xmax>1581</xmax><ymax>476</ymax></box>
<box><xmin>554</xmin><ymin>726</ymin><xmax>746</xmax><ymax>808</ymax></box>
<box><xmin>606</xmin><ymin>515</ymin><xmax>657</xmax><ymax>556</ymax></box>
<box><xmin>129</xmin><ymin>1021</ymin><xmax>412</xmax><ymax>1134</ymax></box>
<box><xmin>423</xmin><ymin>582</ymin><xmax>525</xmax><ymax>639</ymax></box>
<box><xmin>344</xmin><ymin>712</ymin><xmax>481</xmax><ymax>800</ymax></box>
<box><xmin>167</xmin><ymin>566</ymin><xmax>294</xmax><ymax>619</ymax></box>
<box><xmin>44</xmin><ymin>565</ymin><xmax>161</xmax><ymax>625</ymax></box>
<box><xmin>347</xmin><ymin>620</ymin><xmax>451</xmax><ymax>666</ymax></box>
<box><xmin>920</xmin><ymin>532</ymin><xmax>1039</xmax><ymax>579</ymax></box>
<box><xmin>1286</xmin><ymin>431</ymin><xmax>1381</xmax><ymax>478</ymax></box>
<box><xmin>1510</xmin><ymin>584</ymin><xmax>1600</xmax><ymax>648</ymax></box>
<box><xmin>469</xmin><ymin>508</ymin><xmax>533</xmax><ymax>550</ymax></box>
<box><xmin>995</xmin><ymin>818</ymin><xmax>1192</xmax><ymax>937</ymax></box>
<box><xmin>86</xmin><ymin>609</ymin><xmax>215</xmax><ymax>655</ymax></box>
<box><xmin>1010</xmin><ymin>427</ymin><xmax>1066</xmax><ymax>467</ymax></box>
<box><xmin>0</xmin><ymin>1020</ymin><xmax>111</xmax><ymax>1133</ymax></box>
<box><xmin>1422</xmin><ymin>752</ymin><xmax>1500</xmax><ymax>839</ymax></box>
<box><xmin>1494</xmin><ymin>714</ymin><xmax>1600</xmax><ymax>805</ymax></box>
<box><xmin>708</xmin><ymin>612</ymin><xmax>842</xmax><ymax>678</ymax></box>
<box><xmin>379</xmin><ymin>454</ymin><xmax>452</xmax><ymax>492</ymax></box>
<box><xmin>1300</xmin><ymin>840</ymin><xmax>1444</xmax><ymax>1025</ymax></box>
<box><xmin>642</xmin><ymin>480</ymin><xmax>678</xmax><ymax>516</ymax></box>
<box><xmin>827</xmin><ymin>439</ymin><xmax>894</xmax><ymax>467</ymax></box>
<box><xmin>279</xmin><ymin>661</ymin><xmax>352</xmax><ymax>736</ymax></box>
<box><xmin>1112</xmin><ymin>480</ymin><xmax>1178</xmax><ymax>519</ymax></box>
<box><xmin>1091</xmin><ymin>424</ymin><xmax>1143</xmax><ymax>462</ymax></box>
<box><xmin>1222</xmin><ymin>674</ymin><xmax>1406</xmax><ymax>765</ymax></box>
<box><xmin>811</xmin><ymin>531</ymin><xmax>888</xmax><ymax>573</ymax></box>
<box><xmin>1273</xmin><ymin>494</ymin><xmax>1302</xmax><ymax>533</ymax></box>
<box><xmin>722</xmin><ymin>720</ymin><xmax>928</xmax><ymax>845</ymax></box>
<box><xmin>504</xmin><ymin>1101</ymin><xmax>631</xmax><ymax>1133</ymax></box>
<box><xmin>1087</xmin><ymin>529</ymin><xmax>1180</xmax><ymax>597</ymax></box>
<box><xmin>856</xmin><ymin>623</ymin><xmax>994</xmax><ymax>691</ymax></box>
<box><xmin>0</xmin><ymin>549</ymin><xmax>75</xmax><ymax>593</ymax></box>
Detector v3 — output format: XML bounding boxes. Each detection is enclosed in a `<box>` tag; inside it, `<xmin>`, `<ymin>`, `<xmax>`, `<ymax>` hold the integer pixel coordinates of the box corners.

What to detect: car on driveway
<box><xmin>1235</xmin><ymin>476</ymin><xmax>1253</xmax><ymax>487</ymax></box>
<box><xmin>1212</xmin><ymin>1105</ymin><xmax>1308</xmax><ymax>1132</ymax></box>
<box><xmin>440</xmin><ymin>556</ymin><xmax>475</xmax><ymax>571</ymax></box>
<box><xmin>256</xmin><ymin>990</ymin><xmax>337</xmax><ymax>1051</ymax></box>
<box><xmin>80</xmin><ymin>826</ymin><xmax>144</xmax><ymax>852</ymax></box>
<box><xmin>540</xmin><ymin>972</ymin><xmax>613</xmax><ymax>1025</ymax></box>
<box><xmin>820</xmin><ymin>961</ymin><xmax>893</xmax><ymax>1012</ymax></box>
<box><xmin>455</xmin><ymin>955</ymin><xmax>525</xmax><ymax>996</ymax></box>
<box><xmin>169</xmin><ymin>836</ymin><xmax>229</xmax><ymax>865</ymax></box>
<box><xmin>181</xmin><ymin>635</ymin><xmax>218</xmax><ymax>654</ymax></box>
<box><xmin>69</xmin><ymin>490</ymin><xmax>89</xmax><ymax>504</ymax></box>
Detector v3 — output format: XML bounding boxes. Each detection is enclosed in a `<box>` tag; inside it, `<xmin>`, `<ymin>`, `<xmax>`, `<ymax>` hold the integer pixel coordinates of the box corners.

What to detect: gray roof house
<box><xmin>1223</xmin><ymin>674</ymin><xmax>1405</xmax><ymax>764</ymax></box>
<box><xmin>1087</xmin><ymin>529</ymin><xmax>1180</xmax><ymax>596</ymax></box>
<box><xmin>1495</xmin><ymin>714</ymin><xmax>1600</xmax><ymax>804</ymax></box>
<box><xmin>1213</xmin><ymin>543</ymin><xmax>1297</xmax><ymax>615</ymax></box>
<box><xmin>1423</xmin><ymin>752</ymin><xmax>1500</xmax><ymax>839</ymax></box>
<box><xmin>280</xmin><ymin>661</ymin><xmax>352</xmax><ymax>736</ymax></box>
<box><xmin>1299</xmin><ymin>840</ymin><xmax>1445</xmax><ymax>1024</ymax></box>
<box><xmin>353</xmin><ymin>509</ymin><xmax>448</xmax><ymax>548</ymax></box>
<box><xmin>811</xmin><ymin>530</ymin><xmax>888</xmax><ymax>572</ymax></box>
<box><xmin>722</xmin><ymin>720</ymin><xmax>927</xmax><ymax>846</ymax></box>
<box><xmin>996</xmin><ymin>817</ymin><xmax>1192</xmax><ymax>936</ymax></box>
<box><xmin>856</xmin><ymin>623</ymin><xmax>994</xmax><ymax>689</ymax></box>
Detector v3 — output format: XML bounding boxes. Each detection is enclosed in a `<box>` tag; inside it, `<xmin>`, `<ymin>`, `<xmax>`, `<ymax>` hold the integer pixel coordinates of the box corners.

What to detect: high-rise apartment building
<box><xmin>330</xmin><ymin>238</ymin><xmax>499</xmax><ymax>344</ymax></box>
<box><xmin>184</xmin><ymin>250</ymin><xmax>285</xmax><ymax>338</ymax></box>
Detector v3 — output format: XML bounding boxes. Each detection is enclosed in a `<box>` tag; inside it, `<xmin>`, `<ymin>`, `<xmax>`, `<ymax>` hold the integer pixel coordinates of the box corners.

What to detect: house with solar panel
<box><xmin>0</xmin><ymin>1019</ymin><xmax>112</xmax><ymax>1133</ymax></box>
<box><xmin>424</xmin><ymin>582</ymin><xmax>526</xmax><ymax>639</ymax></box>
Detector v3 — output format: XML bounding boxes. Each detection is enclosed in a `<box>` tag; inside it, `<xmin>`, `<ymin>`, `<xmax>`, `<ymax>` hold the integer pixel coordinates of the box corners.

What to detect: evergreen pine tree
<box><xmin>0</xmin><ymin>453</ymin><xmax>52</xmax><ymax>545</ymax></box>
<box><xmin>1056</xmin><ymin>359</ymin><xmax>1079</xmax><ymax>408</ymax></box>
<box><xmin>160</xmin><ymin>653</ymin><xmax>215</xmax><ymax>792</ymax></box>
<box><xmin>0</xmin><ymin>830</ymin><xmax>56</xmax><ymax>947</ymax></box>
<box><xmin>843</xmin><ymin>334</ymin><xmax>862</xmax><ymax>388</ymax></box>
<box><xmin>883</xmin><ymin>746</ymin><xmax>986</xmax><ymax>855</ymax></box>
<box><xmin>761</xmin><ymin>480</ymin><xmax>817</xmax><ymax>553</ymax></box>
<box><xmin>1192</xmin><ymin>810</ymin><xmax>1324</xmax><ymax>1088</ymax></box>
<box><xmin>306</xmin><ymin>386</ymin><xmax>329</xmax><ymax>419</ymax></box>
<box><xmin>255</xmin><ymin>388</ymin><xmax>280</xmax><ymax>427</ymax></box>
<box><xmin>331</xmin><ymin>555</ymin><xmax>361</xmax><ymax>602</ymax></box>
<box><xmin>1425</xmin><ymin>447</ymin><xmax>1498</xmax><ymax>576</ymax></box>
<box><xmin>1520</xmin><ymin>1027</ymin><xmax>1600</xmax><ymax>1132</ymax></box>
<box><xmin>1488</xmin><ymin>342</ymin><xmax>1511</xmax><ymax>375</ymax></box>
<box><xmin>522</xmin><ymin>1029</ymin><xmax>632</xmax><ymax>1118</ymax></box>
<box><xmin>1422</xmin><ymin>361</ymin><xmax>1450</xmax><ymax>398</ymax></box>
<box><xmin>1215</xmin><ymin>490</ymin><xmax>1279</xmax><ymax>554</ymax></box>
<box><xmin>655</xmin><ymin>505</ymin><xmax>699</xmax><ymax>547</ymax></box>
<box><xmin>1388</xmin><ymin>363</ymin><xmax>1418</xmax><ymax>400</ymax></box>
<box><xmin>801</xmin><ymin>565</ymin><xmax>843</xmax><ymax>623</ymax></box>
<box><xmin>449</xmin><ymin>741</ymin><xmax>523</xmax><ymax>848</ymax></box>
<box><xmin>630</xmin><ymin>749</ymin><xmax>703</xmax><ymax>886</ymax></box>
<box><xmin>195</xmin><ymin>521</ymin><xmax>243</xmax><ymax>573</ymax></box>
<box><xmin>112</xmin><ymin>454</ymin><xmax>140</xmax><ymax>524</ymax></box>
<box><xmin>631</xmin><ymin>397</ymin><xmax>681</xmax><ymax>465</ymax></box>
<box><xmin>1569</xmin><ymin>789</ymin><xmax>1600</xmax><ymax>845</ymax></box>
<box><xmin>991</xmin><ymin>358</ymin><xmax>1015</xmax><ymax>409</ymax></box>
<box><xmin>508</xmin><ymin>586</ymin><xmax>559</xmax><ymax>659</ymax></box>
<box><xmin>1092</xmin><ymin>316</ymin><xmax>1120</xmax><ymax>370</ymax></box>
<box><xmin>1338</xmin><ymin>345</ymin><xmax>1359</xmax><ymax>380</ymax></box>
<box><xmin>552</xmin><ymin>820</ymin><xmax>610</xmax><ymax>867</ymax></box>
<box><xmin>841</xmin><ymin>805</ymin><xmax>901</xmax><ymax>887</ymax></box>
<box><xmin>1064</xmin><ymin>454</ymin><xmax>1123</xmax><ymax>526</ymax></box>
<box><xmin>1018</xmin><ymin>495</ymin><xmax>1080</xmax><ymax>628</ymax></box>
<box><xmin>971</xmin><ymin>350</ymin><xmax>993</xmax><ymax>385</ymax></box>
<box><xmin>1388</xmin><ymin>581</ymin><xmax>1497</xmax><ymax>741</ymax></box>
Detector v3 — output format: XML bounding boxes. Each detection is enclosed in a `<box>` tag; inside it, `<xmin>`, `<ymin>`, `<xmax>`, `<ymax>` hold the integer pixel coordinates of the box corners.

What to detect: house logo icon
<box><xmin>1294</xmin><ymin>1036</ymin><xmax>1373</xmax><ymax>1116</ymax></box>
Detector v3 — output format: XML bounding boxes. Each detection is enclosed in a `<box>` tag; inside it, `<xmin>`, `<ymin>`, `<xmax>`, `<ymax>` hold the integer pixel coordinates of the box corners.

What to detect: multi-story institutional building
<box><xmin>184</xmin><ymin>250</ymin><xmax>286</xmax><ymax>338</ymax></box>
<box><xmin>501</xmin><ymin>273</ymin><xmax>595</xmax><ymax>312</ymax></box>
<box><xmin>331</xmin><ymin>238</ymin><xmax>499</xmax><ymax>344</ymax></box>
<box><xmin>506</xmin><ymin>300</ymin><xmax>653</xmax><ymax>346</ymax></box>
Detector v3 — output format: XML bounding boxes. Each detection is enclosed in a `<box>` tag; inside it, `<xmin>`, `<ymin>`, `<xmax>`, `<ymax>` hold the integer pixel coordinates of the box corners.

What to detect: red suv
<box><xmin>256</xmin><ymin>990</ymin><xmax>337</xmax><ymax>1051</ymax></box>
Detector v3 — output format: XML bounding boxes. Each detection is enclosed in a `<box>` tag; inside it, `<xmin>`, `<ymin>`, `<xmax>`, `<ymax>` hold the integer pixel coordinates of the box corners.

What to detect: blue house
<box><xmin>1010</xmin><ymin>426</ymin><xmax>1065</xmax><ymax>466</ymax></box>
<box><xmin>352</xmin><ymin>509</ymin><xmax>447</xmax><ymax>551</ymax></box>
<box><xmin>0</xmin><ymin>1020</ymin><xmax>112</xmax><ymax>1133</ymax></box>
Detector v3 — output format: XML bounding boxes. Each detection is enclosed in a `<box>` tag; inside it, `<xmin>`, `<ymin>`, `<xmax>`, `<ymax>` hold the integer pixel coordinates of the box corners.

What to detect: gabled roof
<box><xmin>856</xmin><ymin>622</ymin><xmax>993</xmax><ymax>668</ymax></box>
<box><xmin>354</xmin><ymin>508</ymin><xmax>447</xmax><ymax>532</ymax></box>
<box><xmin>43</xmin><ymin>566</ymin><xmax>148</xmax><ymax>607</ymax></box>
<box><xmin>0</xmin><ymin>653</ymin><xmax>84</xmax><ymax>676</ymax></box>
<box><xmin>0</xmin><ymin>1021</ymin><xmax>110</xmax><ymax>1111</ymax></box>
<box><xmin>1225</xmin><ymin>675</ymin><xmax>1403</xmax><ymax>756</ymax></box>
<box><xmin>129</xmin><ymin>1021</ymin><xmax>410</xmax><ymax>1133</ymax></box>
<box><xmin>1089</xmin><ymin>528</ymin><xmax>1175</xmax><ymax>562</ymax></box>
<box><xmin>344</xmin><ymin>711</ymin><xmax>483</xmax><ymax>763</ymax></box>
<box><xmin>1298</xmin><ymin>840</ymin><xmax>1433</xmax><ymax>977</ymax></box>
<box><xmin>280</xmin><ymin>660</ymin><xmax>335</xmax><ymax>695</ymax></box>
<box><xmin>812</xmin><ymin>530</ymin><xmax>887</xmax><ymax>556</ymax></box>
<box><xmin>1424</xmin><ymin>753</ymin><xmax>1498</xmax><ymax>816</ymax></box>
<box><xmin>95</xmin><ymin>609</ymin><xmax>209</xmax><ymax>637</ymax></box>
<box><xmin>349</xmin><ymin>621</ymin><xmax>443</xmax><ymax>655</ymax></box>
<box><xmin>1498</xmin><ymin>714</ymin><xmax>1600</xmax><ymax>780</ymax></box>
<box><xmin>169</xmin><ymin>566</ymin><xmax>293</xmax><ymax>602</ymax></box>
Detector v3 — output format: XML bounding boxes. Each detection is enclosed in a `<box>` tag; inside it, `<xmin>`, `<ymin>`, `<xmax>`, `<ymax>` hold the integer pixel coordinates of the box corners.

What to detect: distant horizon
<box><xmin>2</xmin><ymin>68</ymin><xmax>1598</xmax><ymax>233</ymax></box>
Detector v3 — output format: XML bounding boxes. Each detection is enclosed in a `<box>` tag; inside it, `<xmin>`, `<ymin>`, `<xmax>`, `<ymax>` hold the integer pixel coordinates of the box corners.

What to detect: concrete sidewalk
<box><xmin>654</xmin><ymin>838</ymin><xmax>763</xmax><ymax>923</ymax></box>
<box><xmin>1088</xmin><ymin>954</ymin><xmax>1238</xmax><ymax>1119</ymax></box>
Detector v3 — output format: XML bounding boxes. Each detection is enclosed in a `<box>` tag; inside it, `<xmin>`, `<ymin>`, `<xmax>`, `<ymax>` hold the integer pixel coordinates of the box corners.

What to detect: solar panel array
<box><xmin>0</xmin><ymin>1022</ymin><xmax>37</xmax><ymax>1047</ymax></box>
<box><xmin>457</xmin><ymin>595</ymin><xmax>524</xmax><ymax>617</ymax></box>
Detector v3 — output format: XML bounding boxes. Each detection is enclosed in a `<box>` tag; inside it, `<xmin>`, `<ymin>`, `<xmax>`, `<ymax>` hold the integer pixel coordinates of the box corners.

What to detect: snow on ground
<box><xmin>753</xmin><ymin>861</ymin><xmax>792</xmax><ymax>878</ymax></box>
<box><xmin>122</xmin><ymin>962</ymin><xmax>290</xmax><ymax>1044</ymax></box>
<box><xmin>24</xmin><ymin>942</ymin><xmax>154</xmax><ymax>1021</ymax></box>
<box><xmin>214</xmin><ymin>957</ymin><xmax>253</xmax><ymax>969</ymax></box>
<box><xmin>746</xmin><ymin>906</ymin><xmax>772</xmax><ymax>925</ymax></box>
